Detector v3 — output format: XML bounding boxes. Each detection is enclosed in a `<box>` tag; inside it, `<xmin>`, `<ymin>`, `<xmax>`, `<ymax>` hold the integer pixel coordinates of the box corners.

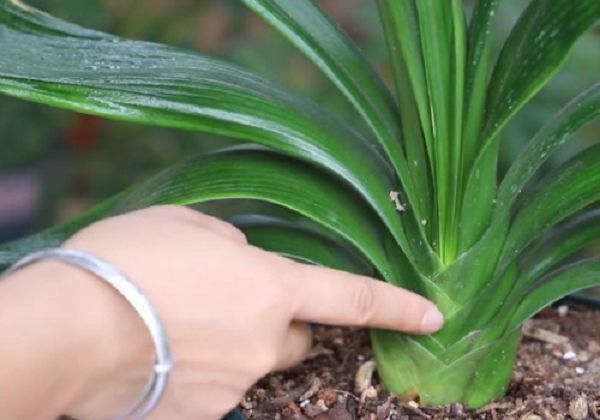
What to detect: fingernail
<box><xmin>421</xmin><ymin>307</ymin><xmax>444</xmax><ymax>333</ymax></box>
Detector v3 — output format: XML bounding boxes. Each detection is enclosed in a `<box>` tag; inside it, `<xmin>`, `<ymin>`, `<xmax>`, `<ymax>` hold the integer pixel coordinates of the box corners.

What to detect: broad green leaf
<box><xmin>429</xmin><ymin>229</ymin><xmax>508</xmax><ymax>344</ymax></box>
<box><xmin>0</xmin><ymin>0</ymin><xmax>433</xmax><ymax>271</ymax></box>
<box><xmin>239</xmin><ymin>0</ymin><xmax>401</xmax><ymax>152</ymax></box>
<box><xmin>457</xmin><ymin>0</ymin><xmax>500</xmax><ymax>253</ymax></box>
<box><xmin>445</xmin><ymin>259</ymin><xmax>518</xmax><ymax>341</ymax></box>
<box><xmin>458</xmin><ymin>143</ymin><xmax>499</xmax><ymax>252</ymax></box>
<box><xmin>377</xmin><ymin>0</ymin><xmax>433</xmax><ymax>233</ymax></box>
<box><xmin>448</xmin><ymin>0</ymin><xmax>467</xmax><ymax>261</ymax></box>
<box><xmin>496</xmin><ymin>83</ymin><xmax>600</xmax><ymax>216</ymax></box>
<box><xmin>520</xmin><ymin>209</ymin><xmax>600</xmax><ymax>284</ymax></box>
<box><xmin>440</xmin><ymin>162</ymin><xmax>507</xmax><ymax>319</ymax></box>
<box><xmin>0</xmin><ymin>149</ymin><xmax>407</xmax><ymax>286</ymax></box>
<box><xmin>378</xmin><ymin>0</ymin><xmax>487</xmax><ymax>262</ymax></box>
<box><xmin>0</xmin><ymin>0</ymin><xmax>388</xmax><ymax>188</ymax></box>
<box><xmin>375</xmin><ymin>0</ymin><xmax>432</xmax><ymax>157</ymax></box>
<box><xmin>506</xmin><ymin>259</ymin><xmax>600</xmax><ymax>331</ymax></box>
<box><xmin>484</xmin><ymin>0</ymin><xmax>600</xmax><ymax>144</ymax></box>
<box><xmin>0</xmin><ymin>0</ymin><xmax>439</xmax><ymax>273</ymax></box>
<box><xmin>462</xmin><ymin>329</ymin><xmax>521</xmax><ymax>408</ymax></box>
<box><xmin>459</xmin><ymin>84</ymin><xmax>599</xmax><ymax>294</ymax></box>
<box><xmin>449</xmin><ymin>208</ymin><xmax>600</xmax><ymax>346</ymax></box>
<box><xmin>233</xmin><ymin>215</ymin><xmax>373</xmax><ymax>275</ymax></box>
<box><xmin>502</xmin><ymin>143</ymin><xmax>600</xmax><ymax>266</ymax></box>
<box><xmin>240</xmin><ymin>0</ymin><xmax>438</xmax><ymax>273</ymax></box>
<box><xmin>462</xmin><ymin>0</ymin><xmax>500</xmax><ymax>172</ymax></box>
<box><xmin>459</xmin><ymin>83</ymin><xmax>600</xmax><ymax>253</ymax></box>
<box><xmin>450</xmin><ymin>0</ymin><xmax>467</xmax><ymax>166</ymax></box>
<box><xmin>459</xmin><ymin>143</ymin><xmax>600</xmax><ymax>334</ymax></box>
<box><xmin>382</xmin><ymin>0</ymin><xmax>467</xmax><ymax>262</ymax></box>
<box><xmin>415</xmin><ymin>0</ymin><xmax>455</xmax><ymax>262</ymax></box>
<box><xmin>461</xmin><ymin>0</ymin><xmax>600</xmax><ymax>251</ymax></box>
<box><xmin>481</xmin><ymin>210</ymin><xmax>600</xmax><ymax>331</ymax></box>
<box><xmin>458</xmin><ymin>142</ymin><xmax>600</xmax><ymax>332</ymax></box>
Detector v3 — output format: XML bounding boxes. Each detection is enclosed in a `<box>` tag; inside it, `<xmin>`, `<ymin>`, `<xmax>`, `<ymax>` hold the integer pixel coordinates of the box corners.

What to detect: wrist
<box><xmin>0</xmin><ymin>259</ymin><xmax>154</xmax><ymax>419</ymax></box>
<box><xmin>58</xmin><ymin>256</ymin><xmax>156</xmax><ymax>419</ymax></box>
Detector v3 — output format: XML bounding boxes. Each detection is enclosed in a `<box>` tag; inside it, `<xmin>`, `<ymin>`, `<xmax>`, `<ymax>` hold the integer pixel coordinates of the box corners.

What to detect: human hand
<box><xmin>22</xmin><ymin>206</ymin><xmax>444</xmax><ymax>419</ymax></box>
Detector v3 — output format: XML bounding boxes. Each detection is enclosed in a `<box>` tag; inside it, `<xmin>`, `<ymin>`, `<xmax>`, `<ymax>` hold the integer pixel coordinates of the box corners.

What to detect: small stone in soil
<box><xmin>407</xmin><ymin>400</ymin><xmax>419</xmax><ymax>409</ymax></box>
<box><xmin>557</xmin><ymin>305</ymin><xmax>569</xmax><ymax>317</ymax></box>
<box><xmin>569</xmin><ymin>394</ymin><xmax>588</xmax><ymax>420</ymax></box>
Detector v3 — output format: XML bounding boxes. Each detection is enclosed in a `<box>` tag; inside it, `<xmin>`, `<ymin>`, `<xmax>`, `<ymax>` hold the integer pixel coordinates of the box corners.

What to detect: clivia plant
<box><xmin>1</xmin><ymin>0</ymin><xmax>599</xmax><ymax>408</ymax></box>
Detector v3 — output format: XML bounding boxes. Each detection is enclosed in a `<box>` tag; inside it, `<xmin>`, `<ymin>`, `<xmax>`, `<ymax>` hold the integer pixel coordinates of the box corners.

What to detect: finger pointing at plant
<box><xmin>0</xmin><ymin>206</ymin><xmax>443</xmax><ymax>420</ymax></box>
<box><xmin>289</xmin><ymin>262</ymin><xmax>444</xmax><ymax>333</ymax></box>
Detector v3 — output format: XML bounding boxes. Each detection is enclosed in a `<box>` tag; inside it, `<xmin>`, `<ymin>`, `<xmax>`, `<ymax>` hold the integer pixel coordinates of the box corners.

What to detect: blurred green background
<box><xmin>1</xmin><ymin>0</ymin><xmax>598</xmax><ymax>258</ymax></box>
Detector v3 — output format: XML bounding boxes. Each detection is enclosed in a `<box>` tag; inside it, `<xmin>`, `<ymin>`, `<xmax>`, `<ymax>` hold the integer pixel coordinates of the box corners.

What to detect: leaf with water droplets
<box><xmin>497</xmin><ymin>84</ymin><xmax>600</xmax><ymax>218</ymax></box>
<box><xmin>240</xmin><ymin>0</ymin><xmax>439</xmax><ymax>273</ymax></box>
<box><xmin>460</xmin><ymin>0</ymin><xmax>600</xmax><ymax>251</ymax></box>
<box><xmin>0</xmin><ymin>0</ymin><xmax>443</xmax><ymax>274</ymax></box>
<box><xmin>484</xmin><ymin>0</ymin><xmax>600</xmax><ymax>143</ymax></box>
<box><xmin>507</xmin><ymin>259</ymin><xmax>600</xmax><ymax>332</ymax></box>
<box><xmin>503</xmin><ymin>143</ymin><xmax>600</xmax><ymax>267</ymax></box>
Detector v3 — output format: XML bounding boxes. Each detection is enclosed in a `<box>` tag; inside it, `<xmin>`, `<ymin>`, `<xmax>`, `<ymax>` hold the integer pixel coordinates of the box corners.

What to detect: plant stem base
<box><xmin>371</xmin><ymin>328</ymin><xmax>521</xmax><ymax>408</ymax></box>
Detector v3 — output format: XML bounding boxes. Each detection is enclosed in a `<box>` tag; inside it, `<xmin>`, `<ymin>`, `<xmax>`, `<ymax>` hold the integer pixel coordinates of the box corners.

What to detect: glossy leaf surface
<box><xmin>0</xmin><ymin>0</ymin><xmax>443</xmax><ymax>273</ymax></box>
<box><xmin>235</xmin><ymin>216</ymin><xmax>373</xmax><ymax>275</ymax></box>
<box><xmin>1</xmin><ymin>0</ymin><xmax>599</xmax><ymax>409</ymax></box>
<box><xmin>461</xmin><ymin>0</ymin><xmax>600</xmax><ymax>250</ymax></box>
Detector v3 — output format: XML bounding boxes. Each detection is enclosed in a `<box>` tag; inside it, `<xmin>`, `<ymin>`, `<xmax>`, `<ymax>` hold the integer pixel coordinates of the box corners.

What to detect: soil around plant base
<box><xmin>242</xmin><ymin>304</ymin><xmax>600</xmax><ymax>420</ymax></box>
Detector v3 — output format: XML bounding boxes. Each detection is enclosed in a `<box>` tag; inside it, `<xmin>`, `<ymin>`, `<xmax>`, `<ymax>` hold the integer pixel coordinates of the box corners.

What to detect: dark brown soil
<box><xmin>242</xmin><ymin>304</ymin><xmax>600</xmax><ymax>420</ymax></box>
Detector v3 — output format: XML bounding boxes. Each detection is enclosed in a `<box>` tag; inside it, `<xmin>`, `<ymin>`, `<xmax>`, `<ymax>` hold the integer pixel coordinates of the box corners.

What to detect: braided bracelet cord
<box><xmin>1</xmin><ymin>249</ymin><xmax>174</xmax><ymax>419</ymax></box>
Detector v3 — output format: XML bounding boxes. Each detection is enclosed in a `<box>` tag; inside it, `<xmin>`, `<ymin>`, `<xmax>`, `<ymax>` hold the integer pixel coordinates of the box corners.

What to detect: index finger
<box><xmin>285</xmin><ymin>262</ymin><xmax>444</xmax><ymax>335</ymax></box>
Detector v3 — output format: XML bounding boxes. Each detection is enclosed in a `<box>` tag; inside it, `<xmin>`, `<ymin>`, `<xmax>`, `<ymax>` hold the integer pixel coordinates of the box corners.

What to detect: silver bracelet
<box><xmin>1</xmin><ymin>249</ymin><xmax>174</xmax><ymax>419</ymax></box>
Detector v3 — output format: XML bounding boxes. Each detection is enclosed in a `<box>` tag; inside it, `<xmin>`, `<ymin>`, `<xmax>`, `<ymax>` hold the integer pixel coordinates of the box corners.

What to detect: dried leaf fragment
<box><xmin>299</xmin><ymin>376</ymin><xmax>322</xmax><ymax>402</ymax></box>
<box><xmin>354</xmin><ymin>360</ymin><xmax>377</xmax><ymax>395</ymax></box>
<box><xmin>389</xmin><ymin>190</ymin><xmax>406</xmax><ymax>212</ymax></box>
<box><xmin>522</xmin><ymin>321</ymin><xmax>569</xmax><ymax>344</ymax></box>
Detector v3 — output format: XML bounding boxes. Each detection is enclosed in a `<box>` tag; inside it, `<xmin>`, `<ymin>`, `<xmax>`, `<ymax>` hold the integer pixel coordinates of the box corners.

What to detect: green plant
<box><xmin>1</xmin><ymin>0</ymin><xmax>599</xmax><ymax>408</ymax></box>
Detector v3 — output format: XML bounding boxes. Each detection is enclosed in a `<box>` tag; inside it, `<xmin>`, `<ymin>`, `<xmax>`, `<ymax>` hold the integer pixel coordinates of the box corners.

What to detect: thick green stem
<box><xmin>371</xmin><ymin>328</ymin><xmax>521</xmax><ymax>408</ymax></box>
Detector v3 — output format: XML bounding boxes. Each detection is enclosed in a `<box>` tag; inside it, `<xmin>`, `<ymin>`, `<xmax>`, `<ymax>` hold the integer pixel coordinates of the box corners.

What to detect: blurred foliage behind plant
<box><xmin>1</xmin><ymin>0</ymin><xmax>598</xmax><ymax>221</ymax></box>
